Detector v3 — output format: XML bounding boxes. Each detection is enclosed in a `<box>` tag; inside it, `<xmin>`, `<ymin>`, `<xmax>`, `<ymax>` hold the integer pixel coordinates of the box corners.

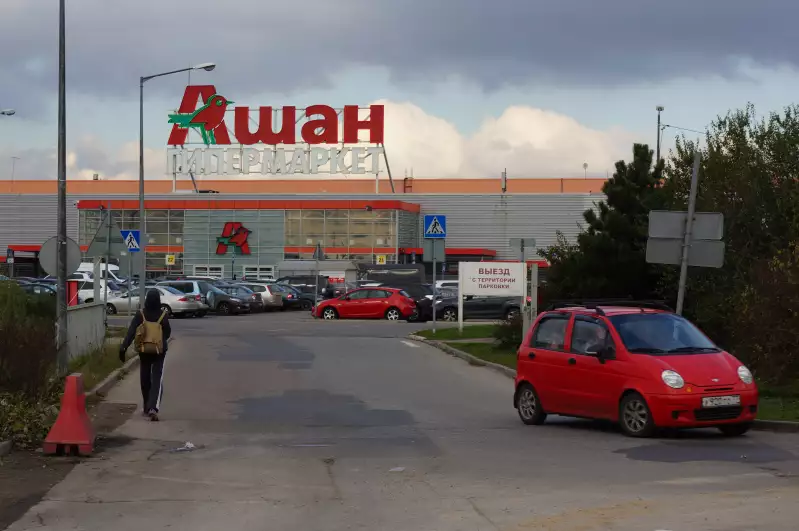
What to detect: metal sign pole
<box><xmin>530</xmin><ymin>263</ymin><xmax>538</xmax><ymax>326</ymax></box>
<box><xmin>431</xmin><ymin>240</ymin><xmax>437</xmax><ymax>335</ymax></box>
<box><xmin>104</xmin><ymin>209</ymin><xmax>111</xmax><ymax>308</ymax></box>
<box><xmin>520</xmin><ymin>240</ymin><xmax>531</xmax><ymax>333</ymax></box>
<box><xmin>127</xmin><ymin>252</ymin><xmax>132</xmax><ymax>316</ymax></box>
<box><xmin>676</xmin><ymin>151</ymin><xmax>701</xmax><ymax>315</ymax></box>
<box><xmin>457</xmin><ymin>263</ymin><xmax>464</xmax><ymax>334</ymax></box>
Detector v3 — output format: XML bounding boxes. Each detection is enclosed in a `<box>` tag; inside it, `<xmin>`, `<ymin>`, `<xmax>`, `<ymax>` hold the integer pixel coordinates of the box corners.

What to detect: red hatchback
<box><xmin>514</xmin><ymin>301</ymin><xmax>758</xmax><ymax>437</ymax></box>
<box><xmin>313</xmin><ymin>287</ymin><xmax>417</xmax><ymax>321</ymax></box>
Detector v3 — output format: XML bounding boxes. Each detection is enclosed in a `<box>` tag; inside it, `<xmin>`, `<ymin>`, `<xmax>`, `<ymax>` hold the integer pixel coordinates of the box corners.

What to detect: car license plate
<box><xmin>701</xmin><ymin>395</ymin><xmax>741</xmax><ymax>408</ymax></box>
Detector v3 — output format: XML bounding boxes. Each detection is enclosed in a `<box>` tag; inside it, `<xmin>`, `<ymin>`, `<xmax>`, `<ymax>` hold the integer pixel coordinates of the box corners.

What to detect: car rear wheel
<box><xmin>718</xmin><ymin>422</ymin><xmax>752</xmax><ymax>437</ymax></box>
<box><xmin>195</xmin><ymin>311</ymin><xmax>206</xmax><ymax>318</ymax></box>
<box><xmin>385</xmin><ymin>307</ymin><xmax>401</xmax><ymax>321</ymax></box>
<box><xmin>218</xmin><ymin>302</ymin><xmax>231</xmax><ymax>315</ymax></box>
<box><xmin>441</xmin><ymin>307</ymin><xmax>457</xmax><ymax>321</ymax></box>
<box><xmin>506</xmin><ymin>307</ymin><xmax>520</xmax><ymax>321</ymax></box>
<box><xmin>619</xmin><ymin>392</ymin><xmax>656</xmax><ymax>437</ymax></box>
<box><xmin>322</xmin><ymin>307</ymin><xmax>338</xmax><ymax>320</ymax></box>
<box><xmin>301</xmin><ymin>300</ymin><xmax>313</xmax><ymax>311</ymax></box>
<box><xmin>106</xmin><ymin>304</ymin><xmax>117</xmax><ymax>315</ymax></box>
<box><xmin>516</xmin><ymin>383</ymin><xmax>547</xmax><ymax>425</ymax></box>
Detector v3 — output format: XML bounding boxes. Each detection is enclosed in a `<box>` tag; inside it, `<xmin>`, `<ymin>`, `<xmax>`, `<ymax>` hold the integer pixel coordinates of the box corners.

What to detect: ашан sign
<box><xmin>166</xmin><ymin>85</ymin><xmax>385</xmax><ymax>176</ymax></box>
<box><xmin>460</xmin><ymin>263</ymin><xmax>525</xmax><ymax>297</ymax></box>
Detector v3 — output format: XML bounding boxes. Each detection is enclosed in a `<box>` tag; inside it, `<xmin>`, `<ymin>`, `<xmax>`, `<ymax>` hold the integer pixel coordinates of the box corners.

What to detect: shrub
<box><xmin>492</xmin><ymin>314</ymin><xmax>524</xmax><ymax>348</ymax></box>
<box><xmin>0</xmin><ymin>391</ymin><xmax>60</xmax><ymax>448</ymax></box>
<box><xmin>0</xmin><ymin>282</ymin><xmax>58</xmax><ymax>398</ymax></box>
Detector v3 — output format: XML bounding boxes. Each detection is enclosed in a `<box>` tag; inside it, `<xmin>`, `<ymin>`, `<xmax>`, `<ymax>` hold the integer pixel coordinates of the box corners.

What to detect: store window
<box><xmin>194</xmin><ymin>265</ymin><xmax>224</xmax><ymax>278</ymax></box>
<box><xmin>242</xmin><ymin>266</ymin><xmax>275</xmax><ymax>279</ymax></box>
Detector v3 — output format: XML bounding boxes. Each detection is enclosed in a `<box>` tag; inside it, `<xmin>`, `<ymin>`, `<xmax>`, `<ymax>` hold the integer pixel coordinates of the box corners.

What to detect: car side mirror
<box><xmin>595</xmin><ymin>345</ymin><xmax>615</xmax><ymax>361</ymax></box>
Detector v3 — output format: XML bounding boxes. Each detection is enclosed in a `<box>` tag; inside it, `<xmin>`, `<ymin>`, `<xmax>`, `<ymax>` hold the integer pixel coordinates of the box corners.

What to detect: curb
<box><xmin>0</xmin><ymin>439</ymin><xmax>11</xmax><ymax>457</ymax></box>
<box><xmin>752</xmin><ymin>419</ymin><xmax>799</xmax><ymax>433</ymax></box>
<box><xmin>410</xmin><ymin>335</ymin><xmax>799</xmax><ymax>434</ymax></box>
<box><xmin>409</xmin><ymin>335</ymin><xmax>517</xmax><ymax>379</ymax></box>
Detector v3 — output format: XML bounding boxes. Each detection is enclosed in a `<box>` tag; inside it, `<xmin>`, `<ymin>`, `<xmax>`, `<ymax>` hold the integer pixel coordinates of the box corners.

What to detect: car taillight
<box><xmin>195</xmin><ymin>295</ymin><xmax>202</xmax><ymax>301</ymax></box>
<box><xmin>251</xmin><ymin>294</ymin><xmax>257</xmax><ymax>299</ymax></box>
<box><xmin>178</xmin><ymin>297</ymin><xmax>188</xmax><ymax>302</ymax></box>
<box><xmin>287</xmin><ymin>294</ymin><xmax>294</xmax><ymax>299</ymax></box>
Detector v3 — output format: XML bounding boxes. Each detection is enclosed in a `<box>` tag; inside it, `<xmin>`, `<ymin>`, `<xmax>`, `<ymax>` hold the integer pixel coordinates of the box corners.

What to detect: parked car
<box><xmin>219</xmin><ymin>285</ymin><xmax>264</xmax><ymax>312</ymax></box>
<box><xmin>155</xmin><ymin>279</ymin><xmax>236</xmax><ymax>317</ymax></box>
<box><xmin>367</xmin><ymin>282</ymin><xmax>434</xmax><ymax>322</ymax></box>
<box><xmin>238</xmin><ymin>282</ymin><xmax>284</xmax><ymax>311</ymax></box>
<box><xmin>106</xmin><ymin>285</ymin><xmax>205</xmax><ymax>317</ymax></box>
<box><xmin>312</xmin><ymin>287</ymin><xmax>416</xmax><ymax>321</ymax></box>
<box><xmin>434</xmin><ymin>295</ymin><xmax>522</xmax><ymax>322</ymax></box>
<box><xmin>275</xmin><ymin>283</ymin><xmax>318</xmax><ymax>310</ymax></box>
<box><xmin>73</xmin><ymin>279</ymin><xmax>123</xmax><ymax>304</ymax></box>
<box><xmin>514</xmin><ymin>300</ymin><xmax>759</xmax><ymax>438</ymax></box>
<box><xmin>19</xmin><ymin>283</ymin><xmax>57</xmax><ymax>296</ymax></box>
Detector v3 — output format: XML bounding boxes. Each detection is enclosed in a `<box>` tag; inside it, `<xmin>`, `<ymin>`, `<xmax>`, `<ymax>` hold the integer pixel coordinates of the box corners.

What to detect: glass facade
<box><xmin>283</xmin><ymin>209</ymin><xmax>398</xmax><ymax>261</ymax></box>
<box><xmin>78</xmin><ymin>207</ymin><xmax>404</xmax><ymax>275</ymax></box>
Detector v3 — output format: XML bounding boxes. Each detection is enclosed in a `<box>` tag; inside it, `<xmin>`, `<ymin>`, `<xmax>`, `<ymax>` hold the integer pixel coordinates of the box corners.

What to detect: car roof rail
<box><xmin>546</xmin><ymin>299</ymin><xmax>673</xmax><ymax>313</ymax></box>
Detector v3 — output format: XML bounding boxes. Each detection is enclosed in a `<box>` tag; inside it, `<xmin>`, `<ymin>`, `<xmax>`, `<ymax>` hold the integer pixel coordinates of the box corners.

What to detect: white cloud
<box><xmin>1</xmin><ymin>103</ymin><xmax>634</xmax><ymax>181</ymax></box>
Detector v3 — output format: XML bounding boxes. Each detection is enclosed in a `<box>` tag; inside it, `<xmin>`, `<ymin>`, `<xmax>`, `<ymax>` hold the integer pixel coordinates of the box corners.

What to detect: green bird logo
<box><xmin>167</xmin><ymin>94</ymin><xmax>234</xmax><ymax>145</ymax></box>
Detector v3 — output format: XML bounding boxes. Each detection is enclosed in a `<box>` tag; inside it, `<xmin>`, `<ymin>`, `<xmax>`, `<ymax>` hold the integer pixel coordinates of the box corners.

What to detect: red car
<box><xmin>514</xmin><ymin>301</ymin><xmax>758</xmax><ymax>437</ymax></box>
<box><xmin>313</xmin><ymin>287</ymin><xmax>417</xmax><ymax>321</ymax></box>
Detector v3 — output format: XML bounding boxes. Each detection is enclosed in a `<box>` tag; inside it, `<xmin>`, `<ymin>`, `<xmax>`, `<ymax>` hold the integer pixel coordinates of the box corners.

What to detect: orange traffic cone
<box><xmin>42</xmin><ymin>374</ymin><xmax>95</xmax><ymax>456</ymax></box>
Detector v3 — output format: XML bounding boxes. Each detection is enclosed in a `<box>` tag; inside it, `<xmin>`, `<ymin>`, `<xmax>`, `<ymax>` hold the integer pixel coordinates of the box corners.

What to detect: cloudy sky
<box><xmin>1</xmin><ymin>0</ymin><xmax>797</xmax><ymax>181</ymax></box>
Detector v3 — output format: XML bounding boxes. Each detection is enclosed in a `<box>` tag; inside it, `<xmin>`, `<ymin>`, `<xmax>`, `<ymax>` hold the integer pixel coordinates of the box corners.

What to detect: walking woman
<box><xmin>119</xmin><ymin>289</ymin><xmax>172</xmax><ymax>421</ymax></box>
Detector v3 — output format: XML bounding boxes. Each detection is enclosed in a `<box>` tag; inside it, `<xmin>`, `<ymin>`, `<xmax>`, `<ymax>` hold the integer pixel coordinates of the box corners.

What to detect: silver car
<box><xmin>106</xmin><ymin>285</ymin><xmax>205</xmax><ymax>317</ymax></box>
<box><xmin>239</xmin><ymin>282</ymin><xmax>284</xmax><ymax>311</ymax></box>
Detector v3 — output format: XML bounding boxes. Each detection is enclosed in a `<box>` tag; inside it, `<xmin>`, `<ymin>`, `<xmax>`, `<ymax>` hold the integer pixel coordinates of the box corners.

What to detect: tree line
<box><xmin>539</xmin><ymin>103</ymin><xmax>799</xmax><ymax>385</ymax></box>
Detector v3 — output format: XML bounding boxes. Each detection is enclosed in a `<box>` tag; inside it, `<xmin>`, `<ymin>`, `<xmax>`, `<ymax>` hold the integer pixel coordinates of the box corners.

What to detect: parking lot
<box><xmin>11</xmin><ymin>310</ymin><xmax>799</xmax><ymax>530</ymax></box>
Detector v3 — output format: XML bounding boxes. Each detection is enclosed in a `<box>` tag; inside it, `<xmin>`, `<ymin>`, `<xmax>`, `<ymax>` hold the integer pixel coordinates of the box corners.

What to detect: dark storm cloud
<box><xmin>1</xmin><ymin>0</ymin><xmax>796</xmax><ymax>117</ymax></box>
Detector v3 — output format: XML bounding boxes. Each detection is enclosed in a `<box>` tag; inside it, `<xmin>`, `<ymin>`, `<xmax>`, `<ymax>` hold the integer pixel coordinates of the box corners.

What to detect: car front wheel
<box><xmin>106</xmin><ymin>304</ymin><xmax>117</xmax><ymax>315</ymax></box>
<box><xmin>322</xmin><ymin>307</ymin><xmax>338</xmax><ymax>320</ymax></box>
<box><xmin>441</xmin><ymin>307</ymin><xmax>457</xmax><ymax>322</ymax></box>
<box><xmin>619</xmin><ymin>392</ymin><xmax>656</xmax><ymax>438</ymax></box>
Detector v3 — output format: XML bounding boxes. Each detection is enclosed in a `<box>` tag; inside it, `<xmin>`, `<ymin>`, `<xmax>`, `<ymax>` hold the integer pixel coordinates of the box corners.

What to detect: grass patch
<box><xmin>69</xmin><ymin>343</ymin><xmax>126</xmax><ymax>392</ymax></box>
<box><xmin>105</xmin><ymin>326</ymin><xmax>127</xmax><ymax>339</ymax></box>
<box><xmin>417</xmin><ymin>324</ymin><xmax>495</xmax><ymax>340</ymax></box>
<box><xmin>444</xmin><ymin>341</ymin><xmax>517</xmax><ymax>370</ymax></box>
<box><xmin>758</xmin><ymin>397</ymin><xmax>799</xmax><ymax>422</ymax></box>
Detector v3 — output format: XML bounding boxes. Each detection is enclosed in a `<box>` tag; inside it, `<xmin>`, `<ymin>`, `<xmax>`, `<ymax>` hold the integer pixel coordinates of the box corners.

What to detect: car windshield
<box><xmin>609</xmin><ymin>313</ymin><xmax>720</xmax><ymax>355</ymax></box>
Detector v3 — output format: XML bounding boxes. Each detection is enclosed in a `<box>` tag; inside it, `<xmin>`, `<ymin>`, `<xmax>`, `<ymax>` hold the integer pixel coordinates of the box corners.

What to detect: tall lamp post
<box><xmin>139</xmin><ymin>62</ymin><xmax>215</xmax><ymax>307</ymax></box>
<box><xmin>656</xmin><ymin>106</ymin><xmax>664</xmax><ymax>161</ymax></box>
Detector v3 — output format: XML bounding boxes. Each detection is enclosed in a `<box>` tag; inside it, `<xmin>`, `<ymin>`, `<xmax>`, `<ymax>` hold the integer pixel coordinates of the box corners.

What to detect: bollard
<box><xmin>42</xmin><ymin>373</ymin><xmax>95</xmax><ymax>456</ymax></box>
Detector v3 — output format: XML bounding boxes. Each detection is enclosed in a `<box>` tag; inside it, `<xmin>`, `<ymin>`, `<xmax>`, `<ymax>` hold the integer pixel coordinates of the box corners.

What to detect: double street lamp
<box><xmin>138</xmin><ymin>63</ymin><xmax>215</xmax><ymax>307</ymax></box>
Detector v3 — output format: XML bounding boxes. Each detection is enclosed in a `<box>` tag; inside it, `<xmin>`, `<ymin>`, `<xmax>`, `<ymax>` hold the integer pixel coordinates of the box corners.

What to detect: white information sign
<box><xmin>459</xmin><ymin>262</ymin><xmax>525</xmax><ymax>297</ymax></box>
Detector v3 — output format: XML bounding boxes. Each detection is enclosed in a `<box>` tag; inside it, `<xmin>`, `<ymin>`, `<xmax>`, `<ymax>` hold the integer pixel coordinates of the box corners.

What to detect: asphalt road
<box><xmin>8</xmin><ymin>312</ymin><xmax>799</xmax><ymax>530</ymax></box>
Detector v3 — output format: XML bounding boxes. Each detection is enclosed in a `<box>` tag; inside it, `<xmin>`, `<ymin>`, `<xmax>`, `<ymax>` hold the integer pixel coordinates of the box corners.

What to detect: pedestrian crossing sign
<box><xmin>120</xmin><ymin>230</ymin><xmax>141</xmax><ymax>252</ymax></box>
<box><xmin>423</xmin><ymin>215</ymin><xmax>447</xmax><ymax>239</ymax></box>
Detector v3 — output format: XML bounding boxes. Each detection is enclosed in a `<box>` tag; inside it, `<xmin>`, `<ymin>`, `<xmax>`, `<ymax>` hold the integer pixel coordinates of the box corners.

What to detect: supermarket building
<box><xmin>0</xmin><ymin>177</ymin><xmax>605</xmax><ymax>280</ymax></box>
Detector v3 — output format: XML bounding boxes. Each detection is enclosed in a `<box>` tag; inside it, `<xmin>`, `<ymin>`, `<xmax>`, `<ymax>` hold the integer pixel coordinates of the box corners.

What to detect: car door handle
<box><xmin>528</xmin><ymin>352</ymin><xmax>536</xmax><ymax>359</ymax></box>
<box><xmin>568</xmin><ymin>358</ymin><xmax>577</xmax><ymax>365</ymax></box>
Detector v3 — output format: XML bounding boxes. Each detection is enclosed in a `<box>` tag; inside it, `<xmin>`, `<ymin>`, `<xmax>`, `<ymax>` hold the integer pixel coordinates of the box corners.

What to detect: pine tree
<box><xmin>539</xmin><ymin>143</ymin><xmax>665</xmax><ymax>301</ymax></box>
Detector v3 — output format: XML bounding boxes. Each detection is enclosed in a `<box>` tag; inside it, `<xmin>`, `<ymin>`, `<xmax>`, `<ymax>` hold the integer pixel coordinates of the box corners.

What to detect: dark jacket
<box><xmin>121</xmin><ymin>290</ymin><xmax>172</xmax><ymax>354</ymax></box>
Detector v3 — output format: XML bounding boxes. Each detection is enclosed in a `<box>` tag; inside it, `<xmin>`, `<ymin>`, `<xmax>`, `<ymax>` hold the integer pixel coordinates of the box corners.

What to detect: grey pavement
<box><xmin>7</xmin><ymin>311</ymin><xmax>799</xmax><ymax>530</ymax></box>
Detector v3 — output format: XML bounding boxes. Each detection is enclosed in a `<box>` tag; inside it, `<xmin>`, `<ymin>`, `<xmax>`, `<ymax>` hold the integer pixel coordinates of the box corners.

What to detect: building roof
<box><xmin>0</xmin><ymin>177</ymin><xmax>606</xmax><ymax>195</ymax></box>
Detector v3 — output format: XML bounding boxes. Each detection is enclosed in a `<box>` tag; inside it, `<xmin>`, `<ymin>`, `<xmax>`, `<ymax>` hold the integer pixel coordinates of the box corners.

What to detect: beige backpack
<box><xmin>134</xmin><ymin>310</ymin><xmax>167</xmax><ymax>355</ymax></box>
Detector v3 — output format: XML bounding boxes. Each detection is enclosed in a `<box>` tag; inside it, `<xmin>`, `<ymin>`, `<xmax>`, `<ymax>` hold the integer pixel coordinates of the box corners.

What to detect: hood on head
<box><xmin>144</xmin><ymin>289</ymin><xmax>161</xmax><ymax>311</ymax></box>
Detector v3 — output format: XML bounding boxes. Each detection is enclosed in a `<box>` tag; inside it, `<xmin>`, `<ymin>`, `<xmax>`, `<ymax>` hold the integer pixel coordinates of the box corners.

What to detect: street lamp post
<box><xmin>656</xmin><ymin>106</ymin><xmax>664</xmax><ymax>162</ymax></box>
<box><xmin>138</xmin><ymin>63</ymin><xmax>215</xmax><ymax>307</ymax></box>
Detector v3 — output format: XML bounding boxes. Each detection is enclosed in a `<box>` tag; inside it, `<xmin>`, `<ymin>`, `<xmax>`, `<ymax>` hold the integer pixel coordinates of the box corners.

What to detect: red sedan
<box><xmin>514</xmin><ymin>302</ymin><xmax>758</xmax><ymax>437</ymax></box>
<box><xmin>313</xmin><ymin>287</ymin><xmax>417</xmax><ymax>321</ymax></box>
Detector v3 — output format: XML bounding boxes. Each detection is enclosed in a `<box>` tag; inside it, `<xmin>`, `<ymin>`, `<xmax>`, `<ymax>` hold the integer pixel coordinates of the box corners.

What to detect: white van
<box><xmin>77</xmin><ymin>262</ymin><xmax>127</xmax><ymax>284</ymax></box>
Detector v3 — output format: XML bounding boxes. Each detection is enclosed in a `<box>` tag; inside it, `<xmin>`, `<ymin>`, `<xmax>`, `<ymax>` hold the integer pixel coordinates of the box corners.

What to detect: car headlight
<box><xmin>738</xmin><ymin>365</ymin><xmax>753</xmax><ymax>384</ymax></box>
<box><xmin>661</xmin><ymin>370</ymin><xmax>685</xmax><ymax>389</ymax></box>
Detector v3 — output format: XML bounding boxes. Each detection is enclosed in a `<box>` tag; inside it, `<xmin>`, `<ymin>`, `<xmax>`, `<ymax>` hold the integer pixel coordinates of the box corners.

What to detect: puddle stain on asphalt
<box><xmin>615</xmin><ymin>440</ymin><xmax>796</xmax><ymax>463</ymax></box>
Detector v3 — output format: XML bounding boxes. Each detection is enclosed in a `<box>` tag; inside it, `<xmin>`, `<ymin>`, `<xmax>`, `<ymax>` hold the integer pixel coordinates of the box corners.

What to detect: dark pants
<box><xmin>139</xmin><ymin>353</ymin><xmax>166</xmax><ymax>413</ymax></box>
